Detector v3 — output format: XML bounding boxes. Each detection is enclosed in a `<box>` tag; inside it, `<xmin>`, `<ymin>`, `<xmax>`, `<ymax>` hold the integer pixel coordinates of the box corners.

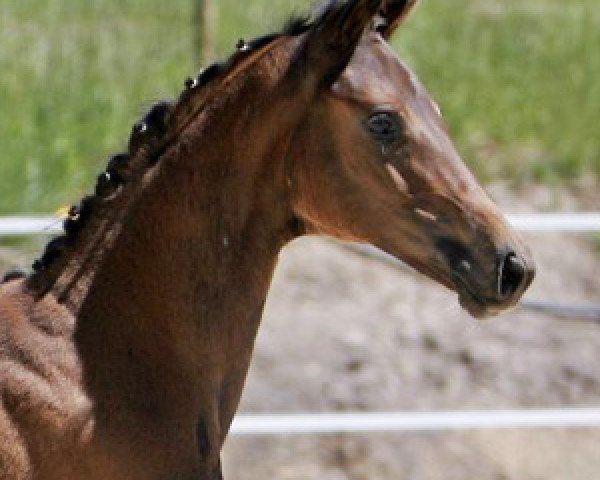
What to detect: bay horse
<box><xmin>0</xmin><ymin>1</ymin><xmax>534</xmax><ymax>478</ymax></box>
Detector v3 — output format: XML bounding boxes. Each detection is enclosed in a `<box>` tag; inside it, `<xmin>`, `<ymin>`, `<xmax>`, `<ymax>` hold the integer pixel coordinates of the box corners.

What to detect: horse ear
<box><xmin>294</xmin><ymin>0</ymin><xmax>383</xmax><ymax>90</ymax></box>
<box><xmin>376</xmin><ymin>0</ymin><xmax>419</xmax><ymax>39</ymax></box>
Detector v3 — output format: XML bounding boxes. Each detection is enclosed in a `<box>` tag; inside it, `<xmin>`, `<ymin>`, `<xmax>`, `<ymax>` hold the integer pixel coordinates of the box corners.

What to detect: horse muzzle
<box><xmin>436</xmin><ymin>237</ymin><xmax>536</xmax><ymax>319</ymax></box>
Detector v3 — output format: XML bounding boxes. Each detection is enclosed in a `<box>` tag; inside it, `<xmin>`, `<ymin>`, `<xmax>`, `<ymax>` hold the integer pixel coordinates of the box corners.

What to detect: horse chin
<box><xmin>458</xmin><ymin>291</ymin><xmax>506</xmax><ymax>320</ymax></box>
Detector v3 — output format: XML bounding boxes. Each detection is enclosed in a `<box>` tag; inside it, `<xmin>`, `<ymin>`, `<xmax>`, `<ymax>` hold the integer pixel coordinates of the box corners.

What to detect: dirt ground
<box><xmin>223</xmin><ymin>185</ymin><xmax>600</xmax><ymax>480</ymax></box>
<box><xmin>1</xmin><ymin>186</ymin><xmax>599</xmax><ymax>479</ymax></box>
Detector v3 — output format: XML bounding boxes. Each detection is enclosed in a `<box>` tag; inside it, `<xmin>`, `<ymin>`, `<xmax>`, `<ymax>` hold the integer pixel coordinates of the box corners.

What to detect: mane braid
<box><xmin>282</xmin><ymin>15</ymin><xmax>312</xmax><ymax>36</ymax></box>
<box><xmin>1</xmin><ymin>270</ymin><xmax>26</xmax><ymax>284</ymax></box>
<box><xmin>27</xmin><ymin>0</ymin><xmax>342</xmax><ymax>296</ymax></box>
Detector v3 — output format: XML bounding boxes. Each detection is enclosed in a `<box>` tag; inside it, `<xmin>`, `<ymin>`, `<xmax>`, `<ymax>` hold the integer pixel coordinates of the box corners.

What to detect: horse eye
<box><xmin>366</xmin><ymin>112</ymin><xmax>401</xmax><ymax>146</ymax></box>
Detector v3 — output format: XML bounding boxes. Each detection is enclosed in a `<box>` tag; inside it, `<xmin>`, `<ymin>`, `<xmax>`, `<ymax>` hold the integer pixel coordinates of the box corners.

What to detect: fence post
<box><xmin>194</xmin><ymin>0</ymin><xmax>218</xmax><ymax>66</ymax></box>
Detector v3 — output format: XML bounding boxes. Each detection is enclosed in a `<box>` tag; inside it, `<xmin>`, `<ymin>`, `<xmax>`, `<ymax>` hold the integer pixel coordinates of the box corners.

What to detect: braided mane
<box><xmin>12</xmin><ymin>2</ymin><xmax>345</xmax><ymax>293</ymax></box>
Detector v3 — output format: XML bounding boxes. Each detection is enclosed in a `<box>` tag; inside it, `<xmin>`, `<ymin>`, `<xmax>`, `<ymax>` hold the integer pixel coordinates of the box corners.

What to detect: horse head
<box><xmin>286</xmin><ymin>0</ymin><xmax>535</xmax><ymax>318</ymax></box>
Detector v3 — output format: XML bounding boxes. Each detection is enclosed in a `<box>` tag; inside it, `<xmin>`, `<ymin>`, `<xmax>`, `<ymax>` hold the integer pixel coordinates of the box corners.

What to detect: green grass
<box><xmin>0</xmin><ymin>0</ymin><xmax>196</xmax><ymax>213</ymax></box>
<box><xmin>0</xmin><ymin>0</ymin><xmax>599</xmax><ymax>214</ymax></box>
<box><xmin>397</xmin><ymin>0</ymin><xmax>600</xmax><ymax>185</ymax></box>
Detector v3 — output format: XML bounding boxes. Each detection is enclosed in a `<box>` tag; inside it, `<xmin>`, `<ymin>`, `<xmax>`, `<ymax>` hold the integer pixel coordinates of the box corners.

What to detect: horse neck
<box><xmin>82</xmin><ymin>114</ymin><xmax>293</xmax><ymax>328</ymax></box>
<box><xmin>67</xmin><ymin>72</ymin><xmax>299</xmax><ymax>450</ymax></box>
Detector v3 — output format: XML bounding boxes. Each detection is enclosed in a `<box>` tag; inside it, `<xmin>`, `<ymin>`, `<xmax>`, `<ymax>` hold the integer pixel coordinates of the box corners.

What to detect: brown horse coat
<box><xmin>0</xmin><ymin>1</ymin><xmax>534</xmax><ymax>478</ymax></box>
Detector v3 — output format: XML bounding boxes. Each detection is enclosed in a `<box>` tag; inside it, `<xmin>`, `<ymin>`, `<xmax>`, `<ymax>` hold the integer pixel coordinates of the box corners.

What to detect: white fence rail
<box><xmin>230</xmin><ymin>409</ymin><xmax>600</xmax><ymax>435</ymax></box>
<box><xmin>1</xmin><ymin>213</ymin><xmax>600</xmax><ymax>237</ymax></box>
<box><xmin>507</xmin><ymin>213</ymin><xmax>600</xmax><ymax>232</ymax></box>
<box><xmin>0</xmin><ymin>217</ymin><xmax>63</xmax><ymax>237</ymax></box>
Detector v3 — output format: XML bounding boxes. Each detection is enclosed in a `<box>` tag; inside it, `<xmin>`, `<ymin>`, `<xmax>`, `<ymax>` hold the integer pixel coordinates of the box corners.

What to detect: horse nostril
<box><xmin>498</xmin><ymin>253</ymin><xmax>526</xmax><ymax>300</ymax></box>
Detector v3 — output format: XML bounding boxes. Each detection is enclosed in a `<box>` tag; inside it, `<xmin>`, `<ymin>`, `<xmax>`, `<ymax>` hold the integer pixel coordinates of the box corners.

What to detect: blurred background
<box><xmin>0</xmin><ymin>0</ymin><xmax>599</xmax><ymax>479</ymax></box>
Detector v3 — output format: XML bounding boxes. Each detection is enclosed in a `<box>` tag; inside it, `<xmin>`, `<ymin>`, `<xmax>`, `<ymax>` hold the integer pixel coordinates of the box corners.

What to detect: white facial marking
<box><xmin>223</xmin><ymin>235</ymin><xmax>229</xmax><ymax>248</ymax></box>
<box><xmin>432</xmin><ymin>100</ymin><xmax>442</xmax><ymax>117</ymax></box>
<box><xmin>414</xmin><ymin>208</ymin><xmax>438</xmax><ymax>223</ymax></box>
<box><xmin>407</xmin><ymin>68</ymin><xmax>420</xmax><ymax>91</ymax></box>
<box><xmin>385</xmin><ymin>163</ymin><xmax>409</xmax><ymax>193</ymax></box>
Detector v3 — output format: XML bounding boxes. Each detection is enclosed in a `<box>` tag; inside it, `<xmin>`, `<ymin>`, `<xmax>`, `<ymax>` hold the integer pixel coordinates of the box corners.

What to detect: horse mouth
<box><xmin>456</xmin><ymin>283</ymin><xmax>510</xmax><ymax>319</ymax></box>
<box><xmin>402</xmin><ymin>258</ymin><xmax>503</xmax><ymax>319</ymax></box>
<box><xmin>458</xmin><ymin>291</ymin><xmax>495</xmax><ymax>319</ymax></box>
<box><xmin>453</xmin><ymin>259</ymin><xmax>533</xmax><ymax>319</ymax></box>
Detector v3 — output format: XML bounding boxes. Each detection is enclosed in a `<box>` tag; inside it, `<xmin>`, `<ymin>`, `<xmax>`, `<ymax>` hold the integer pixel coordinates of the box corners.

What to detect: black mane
<box><xmin>24</xmin><ymin>0</ymin><xmax>345</xmax><ymax>280</ymax></box>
